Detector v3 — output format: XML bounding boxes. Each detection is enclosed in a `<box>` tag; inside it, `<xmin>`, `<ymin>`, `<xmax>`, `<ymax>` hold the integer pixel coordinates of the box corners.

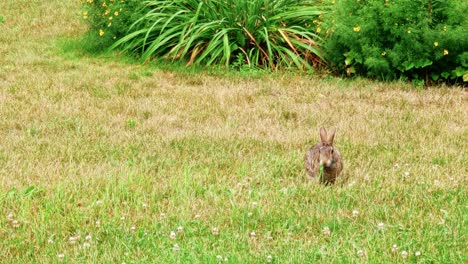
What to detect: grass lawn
<box><xmin>0</xmin><ymin>1</ymin><xmax>466</xmax><ymax>263</ymax></box>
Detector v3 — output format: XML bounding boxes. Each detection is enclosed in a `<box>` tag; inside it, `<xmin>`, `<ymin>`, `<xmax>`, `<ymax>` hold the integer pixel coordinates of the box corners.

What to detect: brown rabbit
<box><xmin>304</xmin><ymin>128</ymin><xmax>343</xmax><ymax>184</ymax></box>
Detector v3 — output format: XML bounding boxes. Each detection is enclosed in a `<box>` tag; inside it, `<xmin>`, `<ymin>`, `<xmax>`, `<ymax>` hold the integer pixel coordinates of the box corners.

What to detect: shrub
<box><xmin>320</xmin><ymin>0</ymin><xmax>468</xmax><ymax>85</ymax></box>
<box><xmin>80</xmin><ymin>0</ymin><xmax>146</xmax><ymax>52</ymax></box>
<box><xmin>110</xmin><ymin>0</ymin><xmax>326</xmax><ymax>69</ymax></box>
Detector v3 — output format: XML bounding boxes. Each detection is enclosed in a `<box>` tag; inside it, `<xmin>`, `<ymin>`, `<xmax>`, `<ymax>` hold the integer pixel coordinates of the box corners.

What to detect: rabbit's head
<box><xmin>318</xmin><ymin>127</ymin><xmax>337</xmax><ymax>167</ymax></box>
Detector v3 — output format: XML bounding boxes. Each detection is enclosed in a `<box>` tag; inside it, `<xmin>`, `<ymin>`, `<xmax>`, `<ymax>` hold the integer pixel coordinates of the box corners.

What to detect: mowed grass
<box><xmin>0</xmin><ymin>1</ymin><xmax>467</xmax><ymax>263</ymax></box>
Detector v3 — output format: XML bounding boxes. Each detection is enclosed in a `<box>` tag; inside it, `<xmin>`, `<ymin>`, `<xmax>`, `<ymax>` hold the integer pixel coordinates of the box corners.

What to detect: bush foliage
<box><xmin>320</xmin><ymin>0</ymin><xmax>468</xmax><ymax>84</ymax></box>
<box><xmin>80</xmin><ymin>0</ymin><xmax>467</xmax><ymax>84</ymax></box>
<box><xmin>81</xmin><ymin>0</ymin><xmax>146</xmax><ymax>51</ymax></box>
<box><xmin>108</xmin><ymin>0</ymin><xmax>325</xmax><ymax>69</ymax></box>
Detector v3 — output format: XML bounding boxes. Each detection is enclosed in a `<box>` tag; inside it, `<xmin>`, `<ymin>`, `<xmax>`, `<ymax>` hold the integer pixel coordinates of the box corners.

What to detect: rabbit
<box><xmin>304</xmin><ymin>127</ymin><xmax>343</xmax><ymax>184</ymax></box>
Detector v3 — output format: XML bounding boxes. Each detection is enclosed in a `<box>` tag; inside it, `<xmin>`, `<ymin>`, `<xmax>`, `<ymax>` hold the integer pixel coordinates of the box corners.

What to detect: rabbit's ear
<box><xmin>328</xmin><ymin>128</ymin><xmax>336</xmax><ymax>145</ymax></box>
<box><xmin>320</xmin><ymin>127</ymin><xmax>328</xmax><ymax>143</ymax></box>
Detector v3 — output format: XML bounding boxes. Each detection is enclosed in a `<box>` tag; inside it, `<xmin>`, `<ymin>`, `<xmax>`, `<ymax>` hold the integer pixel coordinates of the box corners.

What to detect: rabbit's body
<box><xmin>304</xmin><ymin>128</ymin><xmax>343</xmax><ymax>184</ymax></box>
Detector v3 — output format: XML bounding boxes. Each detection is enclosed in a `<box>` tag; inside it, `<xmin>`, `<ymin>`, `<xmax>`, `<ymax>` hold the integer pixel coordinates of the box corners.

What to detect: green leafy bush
<box><xmin>320</xmin><ymin>0</ymin><xmax>468</xmax><ymax>84</ymax></box>
<box><xmin>80</xmin><ymin>0</ymin><xmax>146</xmax><ymax>51</ymax></box>
<box><xmin>110</xmin><ymin>0</ymin><xmax>325</xmax><ymax>69</ymax></box>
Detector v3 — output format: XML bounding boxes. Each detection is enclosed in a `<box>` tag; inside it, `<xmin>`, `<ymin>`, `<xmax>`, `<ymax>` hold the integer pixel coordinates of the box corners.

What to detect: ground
<box><xmin>0</xmin><ymin>0</ymin><xmax>466</xmax><ymax>263</ymax></box>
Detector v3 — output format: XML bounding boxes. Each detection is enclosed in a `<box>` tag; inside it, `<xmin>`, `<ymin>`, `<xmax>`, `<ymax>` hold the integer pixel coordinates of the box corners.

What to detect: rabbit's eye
<box><xmin>331</xmin><ymin>148</ymin><xmax>334</xmax><ymax>154</ymax></box>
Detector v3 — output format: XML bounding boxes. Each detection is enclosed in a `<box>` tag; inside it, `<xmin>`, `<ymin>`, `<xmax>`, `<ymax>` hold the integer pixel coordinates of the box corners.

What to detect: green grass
<box><xmin>0</xmin><ymin>0</ymin><xmax>467</xmax><ymax>263</ymax></box>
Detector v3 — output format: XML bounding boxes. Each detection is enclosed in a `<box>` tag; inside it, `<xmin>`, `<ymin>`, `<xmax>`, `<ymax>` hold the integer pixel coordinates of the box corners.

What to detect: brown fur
<box><xmin>304</xmin><ymin>128</ymin><xmax>343</xmax><ymax>184</ymax></box>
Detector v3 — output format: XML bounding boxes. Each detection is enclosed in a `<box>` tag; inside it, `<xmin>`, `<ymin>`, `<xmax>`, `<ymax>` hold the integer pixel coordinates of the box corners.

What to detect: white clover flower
<box><xmin>69</xmin><ymin>236</ymin><xmax>77</xmax><ymax>244</ymax></box>
<box><xmin>173</xmin><ymin>244</ymin><xmax>180</xmax><ymax>252</ymax></box>
<box><xmin>12</xmin><ymin>220</ymin><xmax>20</xmax><ymax>228</ymax></box>
<box><xmin>377</xmin><ymin>222</ymin><xmax>385</xmax><ymax>230</ymax></box>
<box><xmin>6</xmin><ymin>212</ymin><xmax>14</xmax><ymax>222</ymax></box>
<box><xmin>170</xmin><ymin>231</ymin><xmax>176</xmax><ymax>240</ymax></box>
<box><xmin>177</xmin><ymin>226</ymin><xmax>184</xmax><ymax>233</ymax></box>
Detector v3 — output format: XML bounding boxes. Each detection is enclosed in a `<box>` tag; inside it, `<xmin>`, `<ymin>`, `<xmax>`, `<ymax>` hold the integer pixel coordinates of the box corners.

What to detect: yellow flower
<box><xmin>99</xmin><ymin>29</ymin><xmax>104</xmax><ymax>36</ymax></box>
<box><xmin>316</xmin><ymin>27</ymin><xmax>321</xmax><ymax>33</ymax></box>
<box><xmin>443</xmin><ymin>49</ymin><xmax>448</xmax><ymax>56</ymax></box>
<box><xmin>434</xmin><ymin>42</ymin><xmax>438</xmax><ymax>47</ymax></box>
<box><xmin>108</xmin><ymin>22</ymin><xmax>112</xmax><ymax>27</ymax></box>
<box><xmin>105</xmin><ymin>10</ymin><xmax>110</xmax><ymax>15</ymax></box>
<box><xmin>102</xmin><ymin>2</ymin><xmax>107</xmax><ymax>7</ymax></box>
<box><xmin>114</xmin><ymin>11</ymin><xmax>119</xmax><ymax>16</ymax></box>
<box><xmin>109</xmin><ymin>16</ymin><xmax>113</xmax><ymax>20</ymax></box>
<box><xmin>83</xmin><ymin>11</ymin><xmax>88</xmax><ymax>16</ymax></box>
<box><xmin>353</xmin><ymin>26</ymin><xmax>361</xmax><ymax>32</ymax></box>
<box><xmin>443</xmin><ymin>26</ymin><xmax>447</xmax><ymax>31</ymax></box>
<box><xmin>83</xmin><ymin>15</ymin><xmax>88</xmax><ymax>19</ymax></box>
<box><xmin>87</xmin><ymin>0</ymin><xmax>93</xmax><ymax>3</ymax></box>
<box><xmin>381</xmin><ymin>51</ymin><xmax>386</xmax><ymax>56</ymax></box>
